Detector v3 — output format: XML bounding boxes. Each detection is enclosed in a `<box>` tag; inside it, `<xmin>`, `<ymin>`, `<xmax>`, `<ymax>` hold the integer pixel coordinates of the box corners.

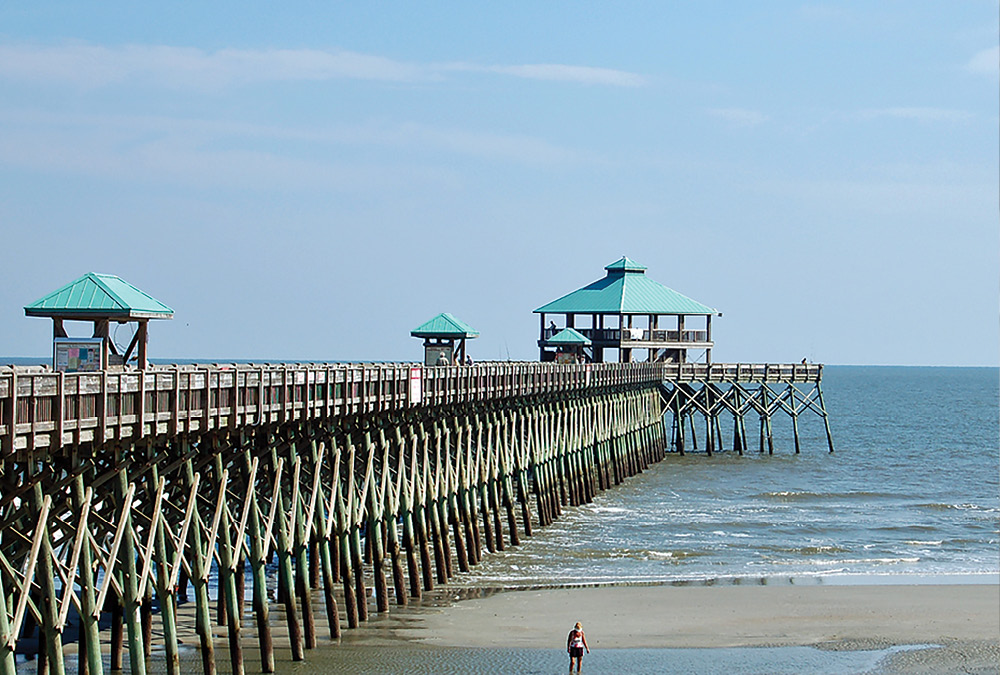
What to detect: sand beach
<box><xmin>308</xmin><ymin>581</ymin><xmax>1000</xmax><ymax>674</ymax></box>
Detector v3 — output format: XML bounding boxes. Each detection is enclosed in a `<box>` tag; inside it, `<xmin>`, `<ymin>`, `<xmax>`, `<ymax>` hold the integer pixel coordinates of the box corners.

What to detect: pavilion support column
<box><xmin>137</xmin><ymin>321</ymin><xmax>149</xmax><ymax>370</ymax></box>
<box><xmin>539</xmin><ymin>313</ymin><xmax>546</xmax><ymax>360</ymax></box>
<box><xmin>706</xmin><ymin>315</ymin><xmax>712</xmax><ymax>364</ymax></box>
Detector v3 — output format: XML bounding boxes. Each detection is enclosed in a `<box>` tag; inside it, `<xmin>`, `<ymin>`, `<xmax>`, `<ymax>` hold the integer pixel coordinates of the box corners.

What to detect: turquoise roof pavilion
<box><xmin>25</xmin><ymin>272</ymin><xmax>173</xmax><ymax>370</ymax></box>
<box><xmin>534</xmin><ymin>257</ymin><xmax>720</xmax><ymax>364</ymax></box>
<box><xmin>411</xmin><ymin>312</ymin><xmax>479</xmax><ymax>366</ymax></box>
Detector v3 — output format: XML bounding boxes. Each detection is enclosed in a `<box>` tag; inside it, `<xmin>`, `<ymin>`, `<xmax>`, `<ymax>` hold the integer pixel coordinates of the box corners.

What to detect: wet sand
<box><xmin>333</xmin><ymin>582</ymin><xmax>1000</xmax><ymax>674</ymax></box>
<box><xmin>403</xmin><ymin>583</ymin><xmax>1000</xmax><ymax>649</ymax></box>
<box><xmin>23</xmin><ymin>582</ymin><xmax>999</xmax><ymax>674</ymax></box>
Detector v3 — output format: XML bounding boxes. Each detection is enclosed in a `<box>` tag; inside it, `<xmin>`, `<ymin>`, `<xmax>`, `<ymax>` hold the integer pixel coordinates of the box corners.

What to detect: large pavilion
<box><xmin>534</xmin><ymin>257</ymin><xmax>721</xmax><ymax>364</ymax></box>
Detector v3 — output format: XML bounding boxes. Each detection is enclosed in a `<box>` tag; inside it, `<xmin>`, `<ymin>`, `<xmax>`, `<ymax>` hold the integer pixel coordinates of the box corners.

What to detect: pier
<box><xmin>0</xmin><ymin>360</ymin><xmax>830</xmax><ymax>675</ymax></box>
<box><xmin>0</xmin><ymin>260</ymin><xmax>833</xmax><ymax>675</ymax></box>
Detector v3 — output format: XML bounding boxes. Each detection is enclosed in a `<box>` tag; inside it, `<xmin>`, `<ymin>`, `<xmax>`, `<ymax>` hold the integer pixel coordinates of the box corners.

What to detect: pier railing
<box><xmin>0</xmin><ymin>361</ymin><xmax>821</xmax><ymax>454</ymax></box>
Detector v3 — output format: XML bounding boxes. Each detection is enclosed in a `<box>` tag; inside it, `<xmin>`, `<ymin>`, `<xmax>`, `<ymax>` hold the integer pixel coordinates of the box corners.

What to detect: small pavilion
<box><xmin>535</xmin><ymin>257</ymin><xmax>720</xmax><ymax>364</ymax></box>
<box><xmin>547</xmin><ymin>327</ymin><xmax>591</xmax><ymax>363</ymax></box>
<box><xmin>411</xmin><ymin>313</ymin><xmax>479</xmax><ymax>365</ymax></box>
<box><xmin>25</xmin><ymin>273</ymin><xmax>173</xmax><ymax>371</ymax></box>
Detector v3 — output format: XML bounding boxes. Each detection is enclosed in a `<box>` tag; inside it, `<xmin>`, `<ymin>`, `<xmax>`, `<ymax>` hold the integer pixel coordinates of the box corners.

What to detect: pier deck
<box><xmin>0</xmin><ymin>361</ymin><xmax>821</xmax><ymax>453</ymax></box>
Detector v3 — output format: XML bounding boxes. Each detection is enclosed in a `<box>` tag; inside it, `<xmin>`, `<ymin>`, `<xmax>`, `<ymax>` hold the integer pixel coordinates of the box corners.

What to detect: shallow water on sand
<box><xmin>279</xmin><ymin>642</ymin><xmax>923</xmax><ymax>675</ymax></box>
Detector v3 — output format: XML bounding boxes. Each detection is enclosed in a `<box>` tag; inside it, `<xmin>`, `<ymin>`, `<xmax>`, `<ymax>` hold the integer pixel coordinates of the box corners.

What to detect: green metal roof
<box><xmin>547</xmin><ymin>327</ymin><xmax>591</xmax><ymax>345</ymax></box>
<box><xmin>534</xmin><ymin>257</ymin><xmax>718</xmax><ymax>315</ymax></box>
<box><xmin>24</xmin><ymin>273</ymin><xmax>174</xmax><ymax>319</ymax></box>
<box><xmin>410</xmin><ymin>312</ymin><xmax>480</xmax><ymax>338</ymax></box>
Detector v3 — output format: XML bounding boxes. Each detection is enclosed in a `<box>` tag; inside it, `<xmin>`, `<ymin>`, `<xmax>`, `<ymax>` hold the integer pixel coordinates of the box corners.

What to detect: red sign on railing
<box><xmin>408</xmin><ymin>367</ymin><xmax>422</xmax><ymax>406</ymax></box>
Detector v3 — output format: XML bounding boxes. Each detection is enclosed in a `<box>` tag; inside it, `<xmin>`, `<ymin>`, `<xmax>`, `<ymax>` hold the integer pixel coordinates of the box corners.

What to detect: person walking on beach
<box><xmin>566</xmin><ymin>622</ymin><xmax>589</xmax><ymax>672</ymax></box>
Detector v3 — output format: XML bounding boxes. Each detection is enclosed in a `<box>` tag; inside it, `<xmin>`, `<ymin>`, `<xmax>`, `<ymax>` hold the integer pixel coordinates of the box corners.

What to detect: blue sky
<box><xmin>1</xmin><ymin>2</ymin><xmax>997</xmax><ymax>365</ymax></box>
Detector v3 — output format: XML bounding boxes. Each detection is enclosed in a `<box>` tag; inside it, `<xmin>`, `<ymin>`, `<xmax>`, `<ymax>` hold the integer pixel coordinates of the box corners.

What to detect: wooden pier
<box><xmin>0</xmin><ymin>360</ymin><xmax>831</xmax><ymax>675</ymax></box>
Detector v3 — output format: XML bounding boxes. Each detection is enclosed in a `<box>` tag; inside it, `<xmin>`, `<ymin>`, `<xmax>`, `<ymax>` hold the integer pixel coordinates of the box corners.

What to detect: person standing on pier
<box><xmin>567</xmin><ymin>622</ymin><xmax>590</xmax><ymax>672</ymax></box>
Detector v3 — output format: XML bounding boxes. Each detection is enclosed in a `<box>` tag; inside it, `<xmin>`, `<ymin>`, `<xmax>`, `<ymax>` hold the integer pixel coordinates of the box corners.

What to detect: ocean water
<box><xmin>450</xmin><ymin>366</ymin><xmax>1000</xmax><ymax>588</ymax></box>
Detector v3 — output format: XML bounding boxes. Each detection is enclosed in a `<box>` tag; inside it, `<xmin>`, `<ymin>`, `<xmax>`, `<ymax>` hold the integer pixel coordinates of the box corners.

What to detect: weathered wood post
<box><xmin>422</xmin><ymin>425</ymin><xmax>449</xmax><ymax>584</ymax></box>
<box><xmin>497</xmin><ymin>411</ymin><xmax>521</xmax><ymax>547</ymax></box>
<box><xmin>292</xmin><ymin>437</ymin><xmax>317</xmax><ymax>647</ymax></box>
<box><xmin>396</xmin><ymin>428</ymin><xmax>423</xmax><ymax>598</ymax></box>
<box><xmin>211</xmin><ymin>452</ymin><xmax>244</xmax><ymax>675</ymax></box>
<box><xmin>381</xmin><ymin>428</ymin><xmax>408</xmax><ymax>606</ymax></box>
<box><xmin>364</xmin><ymin>431</ymin><xmax>391</xmax><ymax>614</ymax></box>
<box><xmin>789</xmin><ymin>384</ymin><xmax>802</xmax><ymax>455</ymax></box>
<box><xmin>270</xmin><ymin>441</ymin><xmax>304</xmax><ymax>658</ymax></box>
<box><xmin>334</xmin><ymin>449</ymin><xmax>359</xmax><ymax>629</ymax></box>
<box><xmin>115</xmin><ymin>454</ymin><xmax>146</xmax><ymax>675</ymax></box>
<box><xmin>241</xmin><ymin>450</ymin><xmax>275</xmax><ymax>672</ymax></box>
<box><xmin>443</xmin><ymin>425</ymin><xmax>470</xmax><ymax>574</ymax></box>
<box><xmin>308</xmin><ymin>434</ymin><xmax>342</xmax><ymax>639</ymax></box>
<box><xmin>817</xmin><ymin>376</ymin><xmax>835</xmax><ymax>453</ymax></box>
<box><xmin>346</xmin><ymin>435</ymin><xmax>372</xmax><ymax>623</ymax></box>
<box><xmin>0</xmin><ymin>561</ymin><xmax>15</xmax><ymax>675</ymax></box>
<box><xmin>405</xmin><ymin>429</ymin><xmax>434</xmax><ymax>593</ymax></box>
<box><xmin>28</xmin><ymin>461</ymin><xmax>65</xmax><ymax>675</ymax></box>
<box><xmin>71</xmin><ymin>467</ymin><xmax>103</xmax><ymax>675</ymax></box>
<box><xmin>146</xmin><ymin>458</ymin><xmax>180</xmax><ymax>675</ymax></box>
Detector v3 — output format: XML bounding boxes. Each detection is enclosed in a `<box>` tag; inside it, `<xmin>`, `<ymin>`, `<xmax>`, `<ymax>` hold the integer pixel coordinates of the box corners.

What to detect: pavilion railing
<box><xmin>543</xmin><ymin>328</ymin><xmax>711</xmax><ymax>343</ymax></box>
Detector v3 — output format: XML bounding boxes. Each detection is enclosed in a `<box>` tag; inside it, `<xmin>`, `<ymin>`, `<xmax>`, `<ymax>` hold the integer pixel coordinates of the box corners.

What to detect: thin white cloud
<box><xmin>477</xmin><ymin>64</ymin><xmax>645</xmax><ymax>87</ymax></box>
<box><xmin>858</xmin><ymin>107</ymin><xmax>973</xmax><ymax>122</ymax></box>
<box><xmin>707</xmin><ymin>108</ymin><xmax>769</xmax><ymax>127</ymax></box>
<box><xmin>965</xmin><ymin>46</ymin><xmax>999</xmax><ymax>75</ymax></box>
<box><xmin>0</xmin><ymin>108</ymin><xmax>588</xmax><ymax>192</ymax></box>
<box><xmin>0</xmin><ymin>43</ymin><xmax>431</xmax><ymax>88</ymax></box>
<box><xmin>0</xmin><ymin>42</ymin><xmax>645</xmax><ymax>89</ymax></box>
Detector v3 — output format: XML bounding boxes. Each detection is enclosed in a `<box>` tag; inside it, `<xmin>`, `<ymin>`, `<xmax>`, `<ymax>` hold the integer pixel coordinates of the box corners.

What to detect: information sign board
<box><xmin>54</xmin><ymin>338</ymin><xmax>105</xmax><ymax>372</ymax></box>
